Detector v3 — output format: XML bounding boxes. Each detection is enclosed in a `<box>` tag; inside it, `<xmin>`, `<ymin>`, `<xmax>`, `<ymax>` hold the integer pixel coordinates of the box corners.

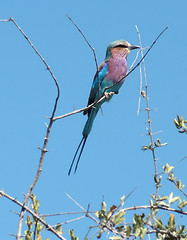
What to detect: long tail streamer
<box><xmin>68</xmin><ymin>136</ymin><xmax>88</xmax><ymax>175</ymax></box>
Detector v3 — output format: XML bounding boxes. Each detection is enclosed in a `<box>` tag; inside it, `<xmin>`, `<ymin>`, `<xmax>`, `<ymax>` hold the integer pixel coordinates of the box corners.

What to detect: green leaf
<box><xmin>135</xmin><ymin>227</ymin><xmax>141</xmax><ymax>237</ymax></box>
<box><xmin>179</xmin><ymin>199</ymin><xmax>187</xmax><ymax>209</ymax></box>
<box><xmin>95</xmin><ymin>209</ymin><xmax>107</xmax><ymax>221</ymax></box>
<box><xmin>55</xmin><ymin>224</ymin><xmax>63</xmax><ymax>234</ymax></box>
<box><xmin>176</xmin><ymin>180</ymin><xmax>185</xmax><ymax>189</ymax></box>
<box><xmin>125</xmin><ymin>225</ymin><xmax>131</xmax><ymax>236</ymax></box>
<box><xmin>95</xmin><ymin>211</ymin><xmax>99</xmax><ymax>218</ymax></box>
<box><xmin>97</xmin><ymin>230</ymin><xmax>103</xmax><ymax>239</ymax></box>
<box><xmin>36</xmin><ymin>222</ymin><xmax>44</xmax><ymax>235</ymax></box>
<box><xmin>168</xmin><ymin>192</ymin><xmax>173</xmax><ymax>203</ymax></box>
<box><xmin>141</xmin><ymin>145</ymin><xmax>151</xmax><ymax>151</ymax></box>
<box><xmin>120</xmin><ymin>195</ymin><xmax>125</xmax><ymax>206</ymax></box>
<box><xmin>116</xmin><ymin>225</ymin><xmax>124</xmax><ymax>232</ymax></box>
<box><xmin>163</xmin><ymin>163</ymin><xmax>174</xmax><ymax>173</ymax></box>
<box><xmin>102</xmin><ymin>201</ymin><xmax>106</xmax><ymax>212</ymax></box>
<box><xmin>174</xmin><ymin>117</ymin><xmax>179</xmax><ymax>127</ymax></box>
<box><xmin>158</xmin><ymin>201</ymin><xmax>169</xmax><ymax>208</ymax></box>
<box><xmin>168</xmin><ymin>192</ymin><xmax>179</xmax><ymax>204</ymax></box>
<box><xmin>140</xmin><ymin>228</ymin><xmax>147</xmax><ymax>239</ymax></box>
<box><xmin>25</xmin><ymin>230</ymin><xmax>32</xmax><ymax>240</ymax></box>
<box><xmin>36</xmin><ymin>200</ymin><xmax>40</xmax><ymax>211</ymax></box>
<box><xmin>154</xmin><ymin>175</ymin><xmax>162</xmax><ymax>185</ymax></box>
<box><xmin>178</xmin><ymin>225</ymin><xmax>185</xmax><ymax>235</ymax></box>
<box><xmin>115</xmin><ymin>212</ymin><xmax>125</xmax><ymax>225</ymax></box>
<box><xmin>26</xmin><ymin>216</ymin><xmax>32</xmax><ymax>231</ymax></box>
<box><xmin>168</xmin><ymin>171</ymin><xmax>174</xmax><ymax>181</ymax></box>
<box><xmin>154</xmin><ymin>216</ymin><xmax>163</xmax><ymax>229</ymax></box>
<box><xmin>168</xmin><ymin>214</ymin><xmax>175</xmax><ymax>228</ymax></box>
<box><xmin>69</xmin><ymin>229</ymin><xmax>78</xmax><ymax>240</ymax></box>
<box><xmin>158</xmin><ymin>196</ymin><xmax>168</xmax><ymax>201</ymax></box>
<box><xmin>36</xmin><ymin>236</ymin><xmax>42</xmax><ymax>240</ymax></box>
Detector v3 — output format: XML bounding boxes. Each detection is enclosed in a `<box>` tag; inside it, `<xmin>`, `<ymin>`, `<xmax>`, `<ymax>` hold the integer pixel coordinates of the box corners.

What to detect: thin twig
<box><xmin>65</xmin><ymin>193</ymin><xmax>99</xmax><ymax>224</ymax></box>
<box><xmin>40</xmin><ymin>211</ymin><xmax>86</xmax><ymax>217</ymax></box>
<box><xmin>84</xmin><ymin>225</ymin><xmax>98</xmax><ymax>240</ymax></box>
<box><xmin>10</xmin><ymin>210</ymin><xmax>20</xmax><ymax>216</ymax></box>
<box><xmin>0</xmin><ymin>191</ymin><xmax>66</xmax><ymax>240</ymax></box>
<box><xmin>53</xmin><ymin>94</ymin><xmax>106</xmax><ymax>121</ymax></box>
<box><xmin>9</xmin><ymin>233</ymin><xmax>25</xmax><ymax>238</ymax></box>
<box><xmin>178</xmin><ymin>156</ymin><xmax>187</xmax><ymax>163</ymax></box>
<box><xmin>2</xmin><ymin>17</ymin><xmax>60</xmax><ymax>239</ymax></box>
<box><xmin>137</xmin><ymin>60</ymin><xmax>143</xmax><ymax>116</ymax></box>
<box><xmin>66</xmin><ymin>14</ymin><xmax>101</xmax><ymax>97</ymax></box>
<box><xmin>0</xmin><ymin>19</ymin><xmax>10</xmax><ymax>22</ymax></box>
<box><xmin>50</xmin><ymin>215</ymin><xmax>86</xmax><ymax>227</ymax></box>
<box><xmin>128</xmin><ymin>49</ymin><xmax>140</xmax><ymax>71</ymax></box>
<box><xmin>89</xmin><ymin>228</ymin><xmax>101</xmax><ymax>239</ymax></box>
<box><xmin>118</xmin><ymin>204</ymin><xmax>187</xmax><ymax>215</ymax></box>
<box><xmin>167</xmin><ymin>176</ymin><xmax>187</xmax><ymax>198</ymax></box>
<box><xmin>136</xmin><ymin>25</ymin><xmax>159</xmax><ymax>201</ymax></box>
<box><xmin>65</xmin><ymin>193</ymin><xmax>86</xmax><ymax>212</ymax></box>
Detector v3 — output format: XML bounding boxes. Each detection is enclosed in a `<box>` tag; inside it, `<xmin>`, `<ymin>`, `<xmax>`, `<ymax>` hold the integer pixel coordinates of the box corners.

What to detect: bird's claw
<box><xmin>104</xmin><ymin>91</ymin><xmax>115</xmax><ymax>99</ymax></box>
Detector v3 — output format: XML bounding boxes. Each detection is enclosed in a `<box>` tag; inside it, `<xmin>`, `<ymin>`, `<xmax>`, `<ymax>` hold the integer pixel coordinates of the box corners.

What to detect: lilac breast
<box><xmin>106</xmin><ymin>56</ymin><xmax>127</xmax><ymax>84</ymax></box>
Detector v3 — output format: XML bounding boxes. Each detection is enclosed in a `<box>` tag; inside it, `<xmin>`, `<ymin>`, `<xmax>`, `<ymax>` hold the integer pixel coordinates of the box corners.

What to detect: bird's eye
<box><xmin>113</xmin><ymin>44</ymin><xmax>127</xmax><ymax>48</ymax></box>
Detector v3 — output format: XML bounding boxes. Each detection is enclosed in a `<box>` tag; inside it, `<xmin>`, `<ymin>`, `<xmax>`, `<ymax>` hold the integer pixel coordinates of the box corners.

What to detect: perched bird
<box><xmin>68</xmin><ymin>40</ymin><xmax>139</xmax><ymax>175</ymax></box>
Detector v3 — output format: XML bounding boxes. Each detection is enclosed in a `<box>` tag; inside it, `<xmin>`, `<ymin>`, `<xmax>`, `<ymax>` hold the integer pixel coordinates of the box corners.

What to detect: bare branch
<box><xmin>137</xmin><ymin>57</ymin><xmax>143</xmax><ymax>116</ymax></box>
<box><xmin>0</xmin><ymin>17</ymin><xmax>60</xmax><ymax>239</ymax></box>
<box><xmin>66</xmin><ymin>14</ymin><xmax>101</xmax><ymax>97</ymax></box>
<box><xmin>136</xmin><ymin>25</ymin><xmax>160</xmax><ymax>201</ymax></box>
<box><xmin>0</xmin><ymin>18</ymin><xmax>10</xmax><ymax>22</ymax></box>
<box><xmin>50</xmin><ymin>215</ymin><xmax>85</xmax><ymax>227</ymax></box>
<box><xmin>53</xmin><ymin>94</ymin><xmax>106</xmax><ymax>121</ymax></box>
<box><xmin>118</xmin><ymin>205</ymin><xmax>187</xmax><ymax>215</ymax></box>
<box><xmin>65</xmin><ymin>193</ymin><xmax>99</xmax><ymax>224</ymax></box>
<box><xmin>0</xmin><ymin>191</ymin><xmax>66</xmax><ymax>240</ymax></box>
<box><xmin>40</xmin><ymin>211</ymin><xmax>86</xmax><ymax>217</ymax></box>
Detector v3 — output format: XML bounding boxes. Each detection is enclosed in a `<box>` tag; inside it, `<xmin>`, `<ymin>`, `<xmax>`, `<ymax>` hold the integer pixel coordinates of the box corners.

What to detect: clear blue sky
<box><xmin>0</xmin><ymin>0</ymin><xmax>187</xmax><ymax>239</ymax></box>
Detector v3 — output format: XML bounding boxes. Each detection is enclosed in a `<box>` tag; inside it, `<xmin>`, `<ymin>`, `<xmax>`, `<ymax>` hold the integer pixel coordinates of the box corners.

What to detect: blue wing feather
<box><xmin>92</xmin><ymin>62</ymin><xmax>108</xmax><ymax>92</ymax></box>
<box><xmin>83</xmin><ymin>61</ymin><xmax>108</xmax><ymax>116</ymax></box>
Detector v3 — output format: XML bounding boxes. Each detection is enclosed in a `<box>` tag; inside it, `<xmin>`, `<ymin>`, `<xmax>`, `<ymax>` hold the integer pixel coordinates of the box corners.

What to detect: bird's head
<box><xmin>105</xmin><ymin>40</ymin><xmax>139</xmax><ymax>60</ymax></box>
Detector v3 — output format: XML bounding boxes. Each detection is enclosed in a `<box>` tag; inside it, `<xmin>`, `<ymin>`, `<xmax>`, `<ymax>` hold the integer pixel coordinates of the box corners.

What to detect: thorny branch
<box><xmin>1</xmin><ymin>17</ymin><xmax>60</xmax><ymax>239</ymax></box>
<box><xmin>136</xmin><ymin>26</ymin><xmax>159</xmax><ymax>199</ymax></box>
<box><xmin>0</xmin><ymin>191</ymin><xmax>66</xmax><ymax>240</ymax></box>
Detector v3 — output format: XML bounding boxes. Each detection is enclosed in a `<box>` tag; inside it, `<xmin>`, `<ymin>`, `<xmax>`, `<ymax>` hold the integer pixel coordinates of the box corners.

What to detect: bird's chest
<box><xmin>106</xmin><ymin>57</ymin><xmax>127</xmax><ymax>83</ymax></box>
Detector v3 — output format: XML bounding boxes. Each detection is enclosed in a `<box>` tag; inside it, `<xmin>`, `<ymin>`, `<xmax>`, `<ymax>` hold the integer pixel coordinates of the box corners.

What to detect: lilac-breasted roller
<box><xmin>68</xmin><ymin>40</ymin><xmax>139</xmax><ymax>175</ymax></box>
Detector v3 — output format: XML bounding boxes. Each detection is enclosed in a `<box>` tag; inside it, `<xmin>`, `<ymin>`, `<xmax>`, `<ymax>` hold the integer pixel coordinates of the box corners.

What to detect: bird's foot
<box><xmin>104</xmin><ymin>91</ymin><xmax>115</xmax><ymax>99</ymax></box>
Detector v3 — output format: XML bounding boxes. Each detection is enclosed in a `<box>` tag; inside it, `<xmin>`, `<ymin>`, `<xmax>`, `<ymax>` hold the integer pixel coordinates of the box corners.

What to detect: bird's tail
<box><xmin>68</xmin><ymin>136</ymin><xmax>87</xmax><ymax>175</ymax></box>
<box><xmin>83</xmin><ymin>108</ymin><xmax>99</xmax><ymax>137</ymax></box>
<box><xmin>68</xmin><ymin>109</ymin><xmax>99</xmax><ymax>175</ymax></box>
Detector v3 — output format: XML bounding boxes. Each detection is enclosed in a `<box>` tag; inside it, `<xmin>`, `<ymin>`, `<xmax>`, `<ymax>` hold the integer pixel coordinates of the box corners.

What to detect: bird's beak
<box><xmin>128</xmin><ymin>45</ymin><xmax>140</xmax><ymax>50</ymax></box>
